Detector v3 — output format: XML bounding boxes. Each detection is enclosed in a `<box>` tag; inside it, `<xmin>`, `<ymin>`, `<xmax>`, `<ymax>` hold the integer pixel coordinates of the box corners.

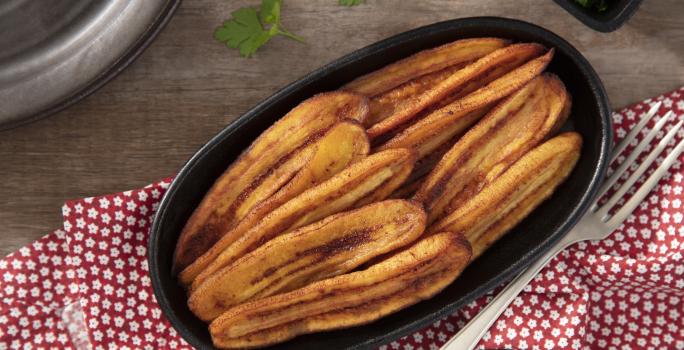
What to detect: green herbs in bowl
<box><xmin>575</xmin><ymin>0</ymin><xmax>610</xmax><ymax>12</ymax></box>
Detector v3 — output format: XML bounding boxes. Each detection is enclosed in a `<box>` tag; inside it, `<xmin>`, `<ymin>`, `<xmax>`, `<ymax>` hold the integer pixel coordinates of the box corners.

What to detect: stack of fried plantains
<box><xmin>173</xmin><ymin>37</ymin><xmax>582</xmax><ymax>348</ymax></box>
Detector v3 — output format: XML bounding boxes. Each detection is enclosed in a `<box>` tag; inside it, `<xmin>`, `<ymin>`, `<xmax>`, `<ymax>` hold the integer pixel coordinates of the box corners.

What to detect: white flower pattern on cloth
<box><xmin>1</xmin><ymin>87</ymin><xmax>684</xmax><ymax>350</ymax></box>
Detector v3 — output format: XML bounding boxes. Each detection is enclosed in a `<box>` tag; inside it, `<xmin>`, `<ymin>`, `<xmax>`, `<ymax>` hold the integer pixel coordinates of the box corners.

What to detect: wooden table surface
<box><xmin>1</xmin><ymin>0</ymin><xmax>682</xmax><ymax>256</ymax></box>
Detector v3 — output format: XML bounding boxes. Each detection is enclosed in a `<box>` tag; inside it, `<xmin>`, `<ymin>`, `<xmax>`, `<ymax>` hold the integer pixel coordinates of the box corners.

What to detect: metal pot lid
<box><xmin>0</xmin><ymin>0</ymin><xmax>180</xmax><ymax>130</ymax></box>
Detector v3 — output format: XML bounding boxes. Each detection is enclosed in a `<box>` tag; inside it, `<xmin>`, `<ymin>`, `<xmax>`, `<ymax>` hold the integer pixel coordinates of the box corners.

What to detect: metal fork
<box><xmin>441</xmin><ymin>101</ymin><xmax>684</xmax><ymax>350</ymax></box>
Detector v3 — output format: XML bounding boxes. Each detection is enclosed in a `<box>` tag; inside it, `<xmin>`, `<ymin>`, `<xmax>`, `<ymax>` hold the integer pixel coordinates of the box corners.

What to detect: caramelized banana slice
<box><xmin>232</xmin><ymin>120</ymin><xmax>370</xmax><ymax>234</ymax></box>
<box><xmin>377</xmin><ymin>50</ymin><xmax>552</xmax><ymax>158</ymax></box>
<box><xmin>414</xmin><ymin>73</ymin><xmax>569</xmax><ymax>223</ymax></box>
<box><xmin>366</xmin><ymin>64</ymin><xmax>469</xmax><ymax>128</ymax></box>
<box><xmin>174</xmin><ymin>92</ymin><xmax>369</xmax><ymax>272</ymax></box>
<box><xmin>430</xmin><ymin>132</ymin><xmax>582</xmax><ymax>258</ymax></box>
<box><xmin>180</xmin><ymin>149</ymin><xmax>416</xmax><ymax>287</ymax></box>
<box><xmin>278</xmin><ymin>121</ymin><xmax>370</xmax><ymax>196</ymax></box>
<box><xmin>366</xmin><ymin>44</ymin><xmax>547</xmax><ymax>140</ymax></box>
<box><xmin>209</xmin><ymin>231</ymin><xmax>472</xmax><ymax>348</ymax></box>
<box><xmin>388</xmin><ymin>131</ymin><xmax>461</xmax><ymax>200</ymax></box>
<box><xmin>183</xmin><ymin>121</ymin><xmax>368</xmax><ymax>281</ymax></box>
<box><xmin>189</xmin><ymin>200</ymin><xmax>427</xmax><ymax>321</ymax></box>
<box><xmin>229</xmin><ymin>121</ymin><xmax>370</xmax><ymax>231</ymax></box>
<box><xmin>367</xmin><ymin>43</ymin><xmax>544</xmax><ymax>131</ymax></box>
<box><xmin>343</xmin><ymin>38</ymin><xmax>508</xmax><ymax>97</ymax></box>
<box><xmin>389</xmin><ymin>176</ymin><xmax>424</xmax><ymax>199</ymax></box>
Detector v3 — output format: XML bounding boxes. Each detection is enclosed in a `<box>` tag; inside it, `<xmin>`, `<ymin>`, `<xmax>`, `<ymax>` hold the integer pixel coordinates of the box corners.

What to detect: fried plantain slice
<box><xmin>430</xmin><ymin>132</ymin><xmax>581</xmax><ymax>258</ymax></box>
<box><xmin>366</xmin><ymin>43</ymin><xmax>544</xmax><ymax>132</ymax></box>
<box><xmin>414</xmin><ymin>72</ymin><xmax>569</xmax><ymax>224</ymax></box>
<box><xmin>209</xmin><ymin>231</ymin><xmax>471</xmax><ymax>348</ymax></box>
<box><xmin>365</xmin><ymin>44</ymin><xmax>547</xmax><ymax>140</ymax></box>
<box><xmin>388</xmin><ymin>131</ymin><xmax>462</xmax><ymax>200</ymax></box>
<box><xmin>233</xmin><ymin>120</ymin><xmax>370</xmax><ymax>232</ymax></box>
<box><xmin>365</xmin><ymin>64</ymin><xmax>469</xmax><ymax>128</ymax></box>
<box><xmin>442</xmin><ymin>73</ymin><xmax>571</xmax><ymax>212</ymax></box>
<box><xmin>377</xmin><ymin>50</ymin><xmax>553</xmax><ymax>160</ymax></box>
<box><xmin>343</xmin><ymin>38</ymin><xmax>508</xmax><ymax>97</ymax></box>
<box><xmin>389</xmin><ymin>176</ymin><xmax>424</xmax><ymax>199</ymax></box>
<box><xmin>173</xmin><ymin>92</ymin><xmax>369</xmax><ymax>272</ymax></box>
<box><xmin>229</xmin><ymin>120</ymin><xmax>370</xmax><ymax>230</ymax></box>
<box><xmin>189</xmin><ymin>200</ymin><xmax>427</xmax><ymax>321</ymax></box>
<box><xmin>183</xmin><ymin>121</ymin><xmax>368</xmax><ymax>283</ymax></box>
<box><xmin>180</xmin><ymin>148</ymin><xmax>416</xmax><ymax>287</ymax></box>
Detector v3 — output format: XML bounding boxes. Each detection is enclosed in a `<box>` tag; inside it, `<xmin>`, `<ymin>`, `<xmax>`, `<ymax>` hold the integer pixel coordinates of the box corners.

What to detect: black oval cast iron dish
<box><xmin>149</xmin><ymin>17</ymin><xmax>612</xmax><ymax>350</ymax></box>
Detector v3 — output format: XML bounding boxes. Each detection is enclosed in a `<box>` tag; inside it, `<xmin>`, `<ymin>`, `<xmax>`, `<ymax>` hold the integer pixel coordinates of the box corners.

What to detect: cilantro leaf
<box><xmin>214</xmin><ymin>8</ymin><xmax>269</xmax><ymax>57</ymax></box>
<box><xmin>339</xmin><ymin>0</ymin><xmax>364</xmax><ymax>6</ymax></box>
<box><xmin>214</xmin><ymin>0</ymin><xmax>303</xmax><ymax>58</ymax></box>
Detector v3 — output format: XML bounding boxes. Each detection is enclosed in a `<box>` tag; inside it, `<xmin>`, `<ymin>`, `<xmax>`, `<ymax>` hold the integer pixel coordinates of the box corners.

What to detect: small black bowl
<box><xmin>554</xmin><ymin>0</ymin><xmax>642</xmax><ymax>32</ymax></box>
<box><xmin>150</xmin><ymin>17</ymin><xmax>612</xmax><ymax>350</ymax></box>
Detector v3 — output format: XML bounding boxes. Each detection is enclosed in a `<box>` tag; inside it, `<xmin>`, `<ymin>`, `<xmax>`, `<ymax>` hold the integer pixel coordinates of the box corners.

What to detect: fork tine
<box><xmin>597</xmin><ymin>120</ymin><xmax>684</xmax><ymax>220</ymax></box>
<box><xmin>595</xmin><ymin>110</ymin><xmax>674</xmax><ymax>202</ymax></box>
<box><xmin>605</xmin><ymin>136</ymin><xmax>684</xmax><ymax>230</ymax></box>
<box><xmin>611</xmin><ymin>101</ymin><xmax>662</xmax><ymax>164</ymax></box>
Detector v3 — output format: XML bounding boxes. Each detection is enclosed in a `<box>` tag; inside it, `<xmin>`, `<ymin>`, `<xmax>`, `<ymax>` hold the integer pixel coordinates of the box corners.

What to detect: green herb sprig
<box><xmin>215</xmin><ymin>0</ymin><xmax>364</xmax><ymax>57</ymax></box>
<box><xmin>214</xmin><ymin>0</ymin><xmax>304</xmax><ymax>58</ymax></box>
<box><xmin>574</xmin><ymin>0</ymin><xmax>609</xmax><ymax>12</ymax></box>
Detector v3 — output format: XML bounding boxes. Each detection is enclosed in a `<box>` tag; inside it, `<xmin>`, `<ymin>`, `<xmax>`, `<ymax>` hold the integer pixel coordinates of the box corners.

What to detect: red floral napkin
<box><xmin>2</xmin><ymin>87</ymin><xmax>684</xmax><ymax>350</ymax></box>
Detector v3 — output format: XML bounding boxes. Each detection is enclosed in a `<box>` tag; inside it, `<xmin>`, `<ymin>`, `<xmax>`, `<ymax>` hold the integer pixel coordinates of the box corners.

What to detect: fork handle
<box><xmin>440</xmin><ymin>234</ymin><xmax>576</xmax><ymax>350</ymax></box>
